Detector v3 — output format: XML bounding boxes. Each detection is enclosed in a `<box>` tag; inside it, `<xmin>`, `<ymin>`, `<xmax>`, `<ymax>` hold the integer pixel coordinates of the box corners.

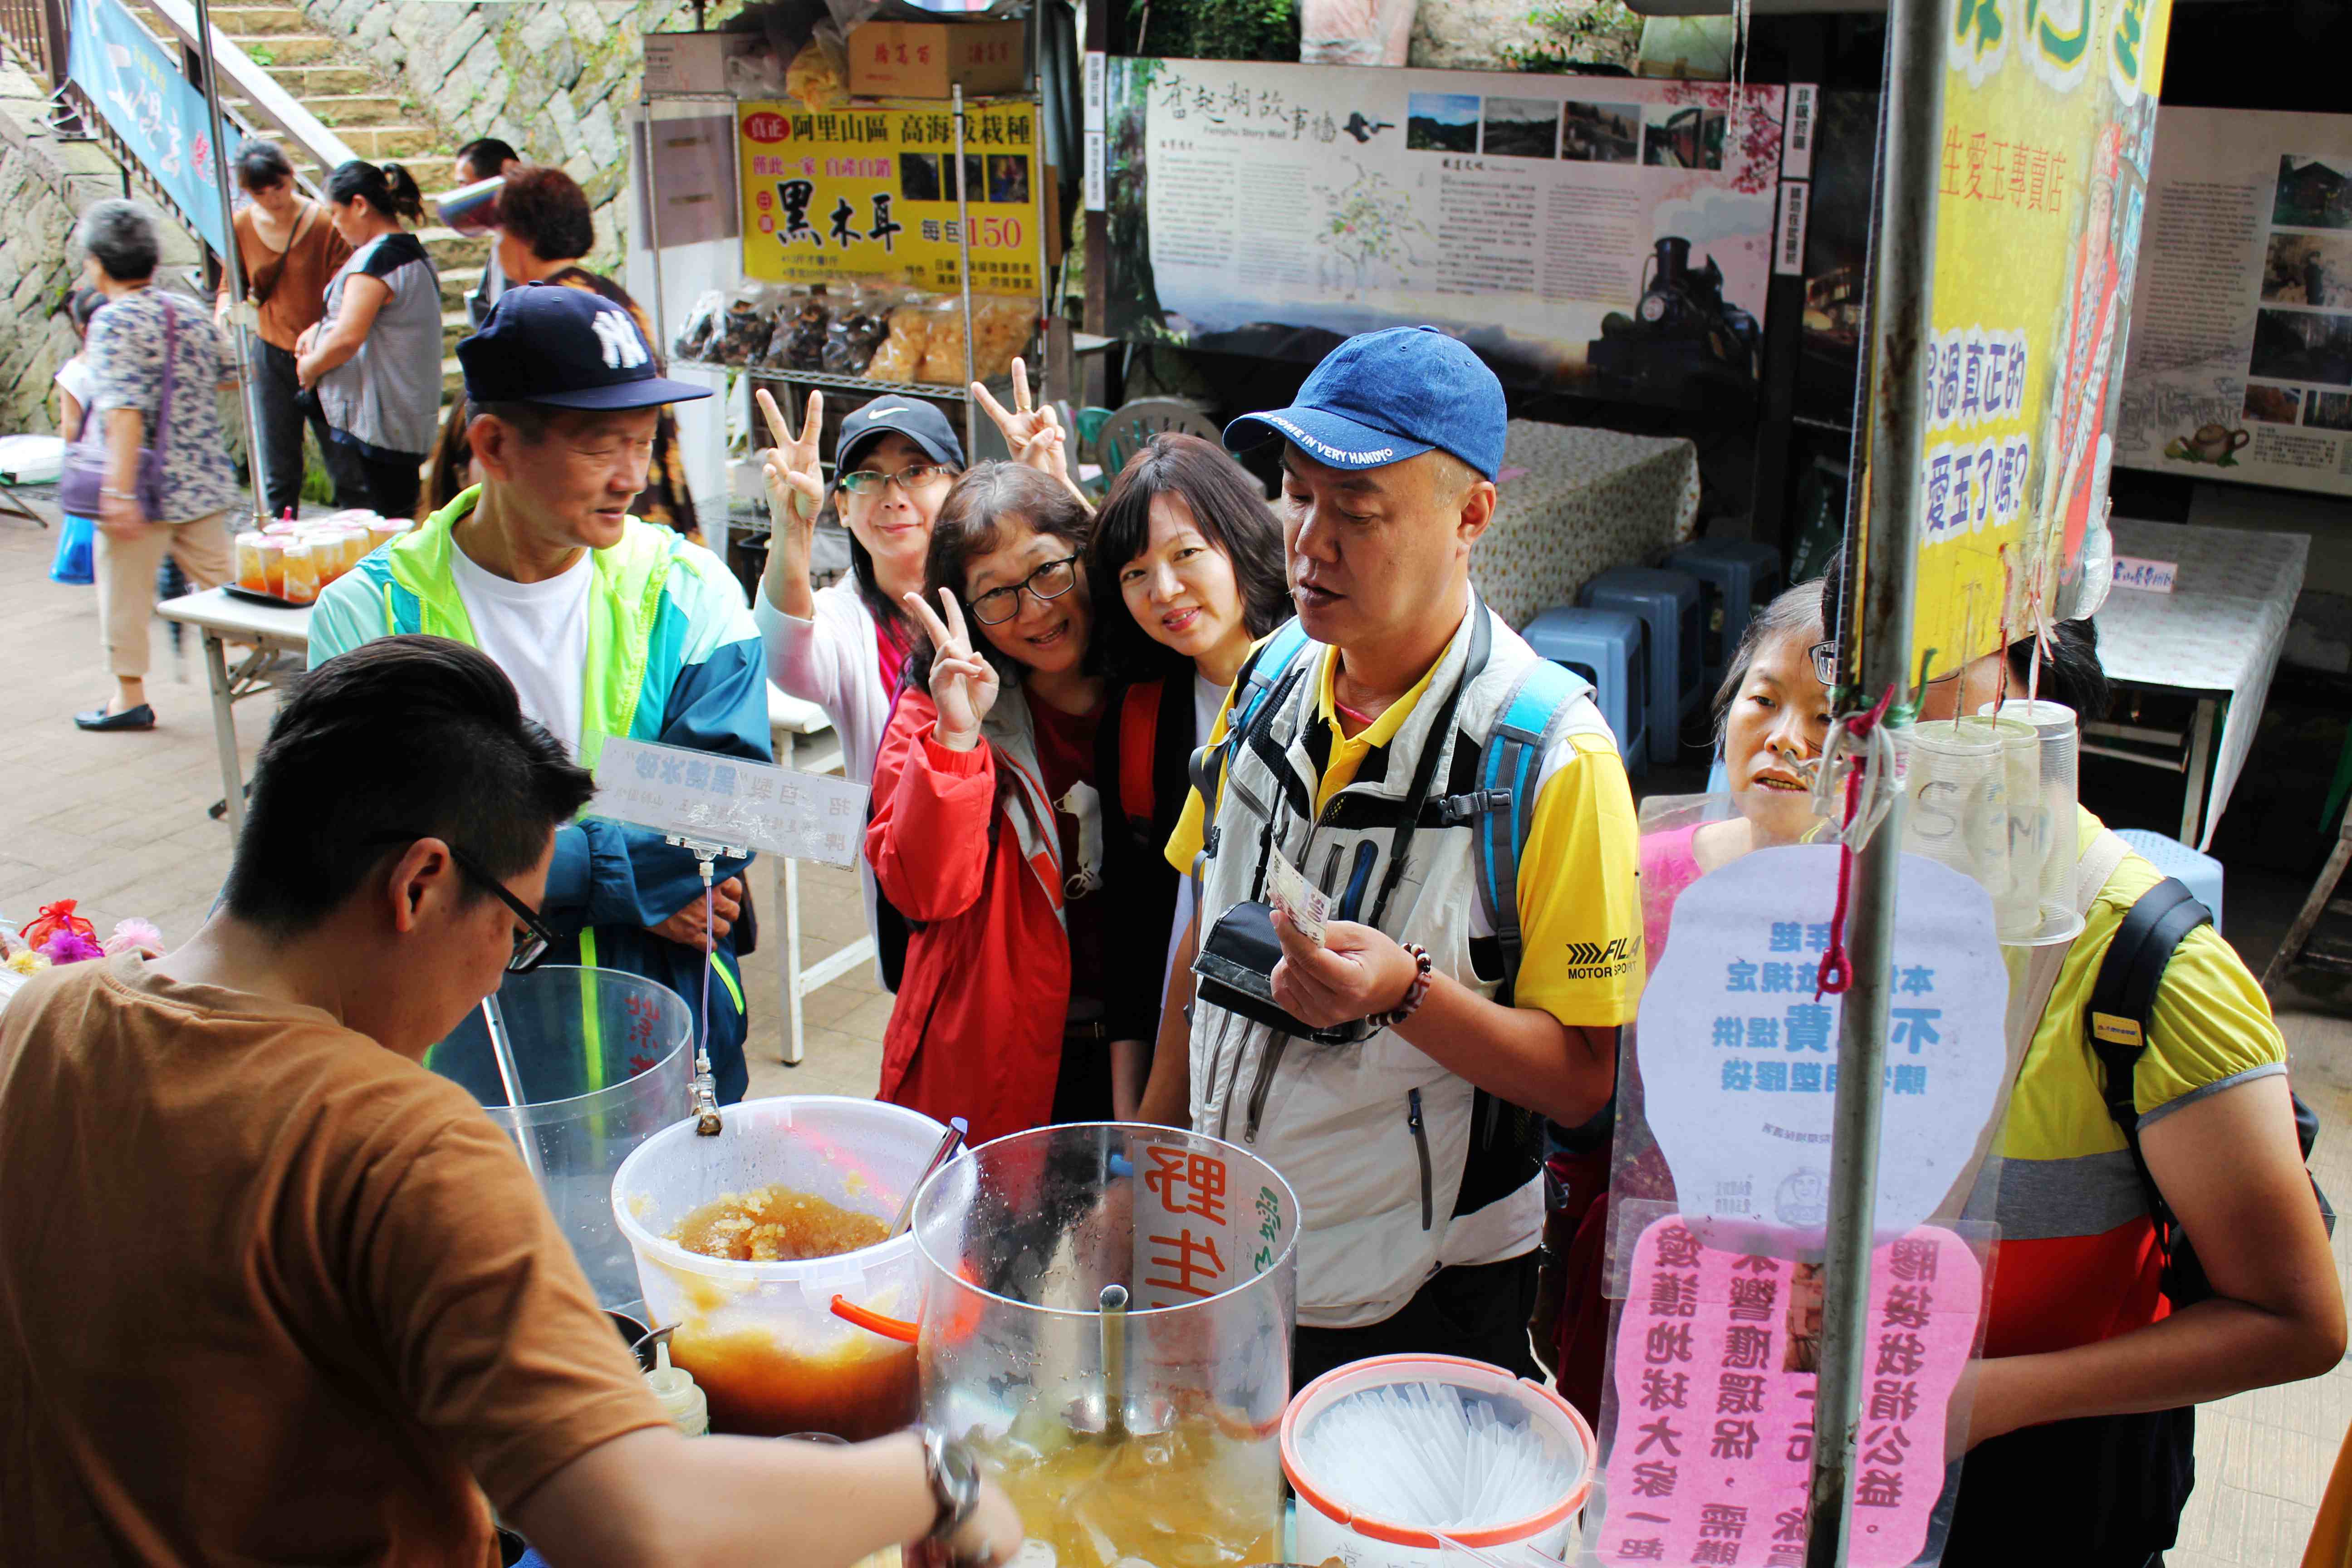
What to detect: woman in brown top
<box><xmin>424</xmin><ymin>164</ymin><xmax>701</xmax><ymax>537</ymax></box>
<box><xmin>214</xmin><ymin>140</ymin><xmax>351</xmax><ymax>520</ymax></box>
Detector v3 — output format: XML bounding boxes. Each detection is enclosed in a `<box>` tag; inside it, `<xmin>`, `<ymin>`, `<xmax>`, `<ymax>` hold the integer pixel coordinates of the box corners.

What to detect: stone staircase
<box><xmin>129</xmin><ymin>0</ymin><xmax>480</xmax><ymax>391</ymax></box>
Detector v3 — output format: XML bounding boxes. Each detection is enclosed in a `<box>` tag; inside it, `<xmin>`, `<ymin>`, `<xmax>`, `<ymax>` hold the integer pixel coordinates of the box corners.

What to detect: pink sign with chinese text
<box><xmin>1592</xmin><ymin>1217</ymin><xmax>1980</xmax><ymax>1568</ymax></box>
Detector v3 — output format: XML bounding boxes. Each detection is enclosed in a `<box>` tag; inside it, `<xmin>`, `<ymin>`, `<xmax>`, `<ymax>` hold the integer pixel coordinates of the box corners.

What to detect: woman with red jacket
<box><xmin>868</xmin><ymin>464</ymin><xmax>1171</xmax><ymax>1145</ymax></box>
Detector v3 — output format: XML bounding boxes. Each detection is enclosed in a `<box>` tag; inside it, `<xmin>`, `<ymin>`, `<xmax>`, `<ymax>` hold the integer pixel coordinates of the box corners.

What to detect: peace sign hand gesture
<box><xmin>902</xmin><ymin>586</ymin><xmax>1000</xmax><ymax>751</ymax></box>
<box><xmin>973</xmin><ymin>358</ymin><xmax>1092</xmax><ymax>514</ymax></box>
<box><xmin>758</xmin><ymin>386</ymin><xmax>826</xmax><ymax>534</ymax></box>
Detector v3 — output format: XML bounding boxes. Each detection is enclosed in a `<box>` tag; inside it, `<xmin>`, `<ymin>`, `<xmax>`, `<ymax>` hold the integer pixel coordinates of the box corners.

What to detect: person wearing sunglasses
<box><xmin>309</xmin><ymin>284</ymin><xmax>771</xmax><ymax>1106</ymax></box>
<box><xmin>754</xmin><ymin>368</ymin><xmax>1086</xmax><ymax>989</ymax></box>
<box><xmin>0</xmin><ymin>635</ymin><xmax>1024</xmax><ymax>1568</ymax></box>
<box><xmin>862</xmin><ymin>462</ymin><xmax>1175</xmax><ymax>1142</ymax></box>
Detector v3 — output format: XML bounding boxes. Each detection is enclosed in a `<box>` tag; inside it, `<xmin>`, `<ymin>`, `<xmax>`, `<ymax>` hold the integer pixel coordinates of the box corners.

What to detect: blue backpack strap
<box><xmin>1474</xmin><ymin>657</ymin><xmax>1592</xmax><ymax>998</ymax></box>
<box><xmin>1187</xmin><ymin>619</ymin><xmax>1318</xmax><ymax>863</ymax></box>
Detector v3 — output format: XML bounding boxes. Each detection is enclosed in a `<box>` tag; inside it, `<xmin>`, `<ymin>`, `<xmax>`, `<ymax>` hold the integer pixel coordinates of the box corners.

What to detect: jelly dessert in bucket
<box><xmin>612</xmin><ymin>1096</ymin><xmax>948</xmax><ymax>1439</ymax></box>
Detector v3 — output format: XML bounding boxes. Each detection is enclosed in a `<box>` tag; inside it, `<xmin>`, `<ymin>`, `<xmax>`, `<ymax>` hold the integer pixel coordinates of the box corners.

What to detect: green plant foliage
<box><xmin>1131</xmin><ymin>0</ymin><xmax>1299</xmax><ymax>62</ymax></box>
<box><xmin>1501</xmin><ymin>0</ymin><xmax>1641</xmax><ymax>73</ymax></box>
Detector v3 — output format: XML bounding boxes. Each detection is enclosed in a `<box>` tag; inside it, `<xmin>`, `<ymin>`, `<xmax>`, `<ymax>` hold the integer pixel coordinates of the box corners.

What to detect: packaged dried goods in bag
<box><xmin>864</xmin><ymin>304</ymin><xmax>931</xmax><ymax>383</ymax></box>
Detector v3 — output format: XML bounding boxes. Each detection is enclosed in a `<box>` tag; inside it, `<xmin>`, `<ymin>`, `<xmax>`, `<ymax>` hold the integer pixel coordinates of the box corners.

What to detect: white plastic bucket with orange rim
<box><xmin>1281</xmin><ymin>1355</ymin><xmax>1597</xmax><ymax>1568</ymax></box>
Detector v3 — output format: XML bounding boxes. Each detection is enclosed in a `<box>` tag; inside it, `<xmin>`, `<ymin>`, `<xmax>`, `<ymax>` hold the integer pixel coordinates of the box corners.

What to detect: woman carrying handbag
<box><xmin>65</xmin><ymin>200</ymin><xmax>241</xmax><ymax>733</ymax></box>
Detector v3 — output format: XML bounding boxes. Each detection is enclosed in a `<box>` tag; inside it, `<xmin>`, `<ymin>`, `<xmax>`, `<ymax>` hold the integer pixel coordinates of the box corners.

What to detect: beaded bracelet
<box><xmin>1367</xmin><ymin>942</ymin><xmax>1435</xmax><ymax>1032</ymax></box>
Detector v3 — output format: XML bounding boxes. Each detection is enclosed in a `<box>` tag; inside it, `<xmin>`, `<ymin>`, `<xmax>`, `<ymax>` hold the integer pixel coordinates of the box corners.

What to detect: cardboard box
<box><xmin>847</xmin><ymin>20</ymin><xmax>1027</xmax><ymax>99</ymax></box>
<box><xmin>642</xmin><ymin>32</ymin><xmax>755</xmax><ymax>96</ymax></box>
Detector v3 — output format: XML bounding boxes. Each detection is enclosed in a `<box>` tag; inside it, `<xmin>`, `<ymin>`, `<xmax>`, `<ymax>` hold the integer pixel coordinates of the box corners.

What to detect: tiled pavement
<box><xmin>5</xmin><ymin>500</ymin><xmax>2352</xmax><ymax>1563</ymax></box>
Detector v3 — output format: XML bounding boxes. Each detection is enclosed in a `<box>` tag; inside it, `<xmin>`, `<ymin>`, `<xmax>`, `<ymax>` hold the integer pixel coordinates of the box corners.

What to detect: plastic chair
<box><xmin>2116</xmin><ymin>828</ymin><xmax>2225</xmax><ymax>936</ymax></box>
<box><xmin>1670</xmin><ymin>538</ymin><xmax>1785</xmax><ymax>688</ymax></box>
<box><xmin>1523</xmin><ymin>605</ymin><xmax>1649</xmax><ymax>776</ymax></box>
<box><xmin>1090</xmin><ymin>397</ymin><xmax>1220</xmax><ymax>481</ymax></box>
<box><xmin>1581</xmin><ymin>567</ymin><xmax>1705</xmax><ymax>767</ymax></box>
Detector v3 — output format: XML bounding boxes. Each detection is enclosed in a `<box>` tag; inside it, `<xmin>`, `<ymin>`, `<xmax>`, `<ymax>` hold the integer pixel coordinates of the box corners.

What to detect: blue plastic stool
<box><xmin>2115</xmin><ymin>828</ymin><xmax>2225</xmax><ymax>935</ymax></box>
<box><xmin>1523</xmin><ymin>605</ymin><xmax>1649</xmax><ymax>775</ymax></box>
<box><xmin>1670</xmin><ymin>538</ymin><xmax>1785</xmax><ymax>689</ymax></box>
<box><xmin>1581</xmin><ymin>566</ymin><xmax>1704</xmax><ymax>767</ymax></box>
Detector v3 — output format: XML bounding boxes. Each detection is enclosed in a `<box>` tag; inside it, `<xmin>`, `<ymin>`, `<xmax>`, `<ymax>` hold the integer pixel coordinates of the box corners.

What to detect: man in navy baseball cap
<box><xmin>310</xmin><ymin>280</ymin><xmax>772</xmax><ymax>1108</ymax></box>
<box><xmin>1144</xmin><ymin>325</ymin><xmax>1642</xmax><ymax>1389</ymax></box>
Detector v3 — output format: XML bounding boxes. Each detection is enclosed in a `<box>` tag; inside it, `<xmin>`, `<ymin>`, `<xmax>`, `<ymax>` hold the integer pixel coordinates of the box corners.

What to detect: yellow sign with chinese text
<box><xmin>738</xmin><ymin>98</ymin><xmax>1049</xmax><ymax>295</ymax></box>
<box><xmin>1903</xmin><ymin>0</ymin><xmax>2171</xmax><ymax>682</ymax></box>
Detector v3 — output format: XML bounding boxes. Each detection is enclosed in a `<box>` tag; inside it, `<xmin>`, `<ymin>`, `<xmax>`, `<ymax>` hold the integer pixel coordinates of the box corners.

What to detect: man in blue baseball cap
<box><xmin>310</xmin><ymin>282</ymin><xmax>771</xmax><ymax>1103</ymax></box>
<box><xmin>1141</xmin><ymin>325</ymin><xmax>1645</xmax><ymax>1384</ymax></box>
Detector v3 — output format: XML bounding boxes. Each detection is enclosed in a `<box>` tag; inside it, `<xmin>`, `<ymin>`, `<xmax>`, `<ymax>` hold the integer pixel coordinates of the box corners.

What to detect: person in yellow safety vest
<box><xmin>310</xmin><ymin>283</ymin><xmax>769</xmax><ymax>1101</ymax></box>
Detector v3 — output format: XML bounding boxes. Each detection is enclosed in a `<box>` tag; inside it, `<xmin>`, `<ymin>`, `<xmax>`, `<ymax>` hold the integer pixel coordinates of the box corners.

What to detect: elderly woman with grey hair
<box><xmin>73</xmin><ymin>198</ymin><xmax>242</xmax><ymax>733</ymax></box>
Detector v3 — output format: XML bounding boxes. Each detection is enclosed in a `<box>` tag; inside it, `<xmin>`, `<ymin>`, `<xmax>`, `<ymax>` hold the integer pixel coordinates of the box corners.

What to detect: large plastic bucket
<box><xmin>610</xmin><ymin>1095</ymin><xmax>948</xmax><ymax>1439</ymax></box>
<box><xmin>430</xmin><ymin>965</ymin><xmax>691</xmax><ymax>1312</ymax></box>
<box><xmin>1282</xmin><ymin>1355</ymin><xmax>1597</xmax><ymax>1568</ymax></box>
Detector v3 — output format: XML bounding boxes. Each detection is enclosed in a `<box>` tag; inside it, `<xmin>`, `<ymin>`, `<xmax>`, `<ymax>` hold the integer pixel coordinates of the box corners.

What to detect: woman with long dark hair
<box><xmin>1084</xmin><ymin>431</ymin><xmax>1292</xmax><ymax>999</ymax></box>
<box><xmin>866</xmin><ymin>464</ymin><xmax>1174</xmax><ymax>1140</ymax></box>
<box><xmin>295</xmin><ymin>160</ymin><xmax>440</xmax><ymax>516</ymax></box>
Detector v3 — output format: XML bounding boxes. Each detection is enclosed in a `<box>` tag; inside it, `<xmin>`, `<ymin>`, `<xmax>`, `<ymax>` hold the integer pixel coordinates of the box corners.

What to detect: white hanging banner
<box><xmin>1636</xmin><ymin>844</ymin><xmax>2009</xmax><ymax>1250</ymax></box>
<box><xmin>592</xmin><ymin>738</ymin><xmax>869</xmax><ymax>867</ymax></box>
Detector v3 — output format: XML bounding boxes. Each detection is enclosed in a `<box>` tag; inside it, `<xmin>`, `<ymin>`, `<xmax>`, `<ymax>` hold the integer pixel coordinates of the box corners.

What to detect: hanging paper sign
<box><xmin>1905</xmin><ymin>0</ymin><xmax>2175</xmax><ymax>678</ymax></box>
<box><xmin>738</xmin><ymin>98</ymin><xmax>1050</xmax><ymax>293</ymax></box>
<box><xmin>1592</xmin><ymin>1216</ymin><xmax>1981</xmax><ymax>1568</ymax></box>
<box><xmin>591</xmin><ymin>738</ymin><xmax>868</xmax><ymax>867</ymax></box>
<box><xmin>1637</xmin><ymin>845</ymin><xmax>2008</xmax><ymax>1248</ymax></box>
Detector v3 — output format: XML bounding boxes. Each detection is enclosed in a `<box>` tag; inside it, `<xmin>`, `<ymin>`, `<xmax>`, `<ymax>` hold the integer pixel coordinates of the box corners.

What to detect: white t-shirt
<box><xmin>54</xmin><ymin>356</ymin><xmax>93</xmax><ymax>415</ymax></box>
<box><xmin>449</xmin><ymin>544</ymin><xmax>595</xmax><ymax>754</ymax></box>
<box><xmin>1161</xmin><ymin>671</ymin><xmax>1232</xmax><ymax>998</ymax></box>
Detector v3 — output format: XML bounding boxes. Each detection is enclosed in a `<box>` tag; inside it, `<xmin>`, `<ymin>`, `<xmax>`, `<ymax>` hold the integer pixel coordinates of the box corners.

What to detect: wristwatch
<box><xmin>921</xmin><ymin>1429</ymin><xmax>980</xmax><ymax>1543</ymax></box>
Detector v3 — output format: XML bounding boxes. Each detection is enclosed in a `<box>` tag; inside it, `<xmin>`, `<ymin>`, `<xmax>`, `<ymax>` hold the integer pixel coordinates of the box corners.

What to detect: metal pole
<box><xmin>191</xmin><ymin>0</ymin><xmax>267</xmax><ymax>527</ymax></box>
<box><xmin>952</xmin><ymin>82</ymin><xmax>976</xmax><ymax>459</ymax></box>
<box><xmin>1803</xmin><ymin>0</ymin><xmax>1940</xmax><ymax>1562</ymax></box>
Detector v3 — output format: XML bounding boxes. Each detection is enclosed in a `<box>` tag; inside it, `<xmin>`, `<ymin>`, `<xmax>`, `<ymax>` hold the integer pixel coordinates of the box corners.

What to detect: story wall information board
<box><xmin>1102</xmin><ymin>60</ymin><xmax>1783</xmax><ymax>397</ymax></box>
<box><xmin>2113</xmin><ymin>107</ymin><xmax>2352</xmax><ymax>498</ymax></box>
<box><xmin>738</xmin><ymin>98</ymin><xmax>1048</xmax><ymax>294</ymax></box>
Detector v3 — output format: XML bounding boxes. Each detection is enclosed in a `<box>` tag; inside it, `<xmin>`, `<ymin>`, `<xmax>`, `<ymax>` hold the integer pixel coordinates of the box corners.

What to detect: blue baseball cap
<box><xmin>458</xmin><ymin>282</ymin><xmax>713</xmax><ymax>411</ymax></box>
<box><xmin>1223</xmin><ymin>325</ymin><xmax>1507</xmax><ymax>480</ymax></box>
<box><xmin>837</xmin><ymin>395</ymin><xmax>965</xmax><ymax>475</ymax></box>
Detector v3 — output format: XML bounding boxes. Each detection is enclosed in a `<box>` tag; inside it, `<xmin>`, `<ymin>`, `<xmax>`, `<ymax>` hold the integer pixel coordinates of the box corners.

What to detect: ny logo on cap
<box><xmin>591</xmin><ymin>309</ymin><xmax>649</xmax><ymax>371</ymax></box>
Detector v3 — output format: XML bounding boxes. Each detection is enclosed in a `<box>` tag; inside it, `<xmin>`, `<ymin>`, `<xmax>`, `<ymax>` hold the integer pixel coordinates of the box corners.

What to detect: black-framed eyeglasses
<box><xmin>968</xmin><ymin>552</ymin><xmax>1081</xmax><ymax>626</ymax></box>
<box><xmin>837</xmin><ymin>462</ymin><xmax>955</xmax><ymax>496</ymax></box>
<box><xmin>368</xmin><ymin>833</ymin><xmax>556</xmax><ymax>973</ymax></box>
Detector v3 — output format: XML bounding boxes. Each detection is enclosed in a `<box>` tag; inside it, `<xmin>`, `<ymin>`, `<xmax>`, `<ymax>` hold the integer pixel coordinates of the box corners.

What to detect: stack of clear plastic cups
<box><xmin>1896</xmin><ymin>716</ymin><xmax>2037</xmax><ymax>942</ymax></box>
<box><xmin>1996</xmin><ymin>699</ymin><xmax>2084</xmax><ymax>944</ymax></box>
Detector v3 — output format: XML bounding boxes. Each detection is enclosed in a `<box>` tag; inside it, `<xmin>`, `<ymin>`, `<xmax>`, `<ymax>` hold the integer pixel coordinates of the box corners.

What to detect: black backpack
<box><xmin>2086</xmin><ymin>876</ymin><xmax>2333</xmax><ymax>1308</ymax></box>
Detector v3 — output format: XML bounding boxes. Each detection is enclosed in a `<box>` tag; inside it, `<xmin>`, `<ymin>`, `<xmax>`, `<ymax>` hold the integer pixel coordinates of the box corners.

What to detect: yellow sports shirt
<box><xmin>1166</xmin><ymin>639</ymin><xmax>1645</xmax><ymax>1031</ymax></box>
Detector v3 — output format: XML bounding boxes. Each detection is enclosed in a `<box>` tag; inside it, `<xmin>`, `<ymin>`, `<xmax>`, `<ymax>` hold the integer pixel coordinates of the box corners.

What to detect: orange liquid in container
<box><xmin>971</xmin><ymin>1412</ymin><xmax>1283</xmax><ymax>1568</ymax></box>
<box><xmin>666</xmin><ymin>1186</ymin><xmax>914</xmax><ymax>1440</ymax></box>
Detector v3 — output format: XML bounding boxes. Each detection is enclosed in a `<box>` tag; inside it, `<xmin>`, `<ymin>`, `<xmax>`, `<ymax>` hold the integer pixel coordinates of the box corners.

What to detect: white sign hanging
<box><xmin>1637</xmin><ymin>844</ymin><xmax>2009</xmax><ymax>1248</ymax></box>
<box><xmin>592</xmin><ymin>738</ymin><xmax>869</xmax><ymax>868</ymax></box>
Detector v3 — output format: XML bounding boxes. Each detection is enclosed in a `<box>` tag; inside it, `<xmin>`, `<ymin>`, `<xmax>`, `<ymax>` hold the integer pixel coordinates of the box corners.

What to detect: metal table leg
<box><xmin>2180</xmin><ymin>696</ymin><xmax>2218</xmax><ymax>848</ymax></box>
<box><xmin>201</xmin><ymin>631</ymin><xmax>245</xmax><ymax>835</ymax></box>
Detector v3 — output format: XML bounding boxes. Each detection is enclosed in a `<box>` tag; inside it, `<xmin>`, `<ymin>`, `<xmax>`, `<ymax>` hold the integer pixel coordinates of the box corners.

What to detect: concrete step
<box><xmin>259</xmin><ymin>62</ymin><xmax>374</xmax><ymax>96</ymax></box>
<box><xmin>417</xmin><ymin>225</ymin><xmax>488</xmax><ymax>270</ymax></box>
<box><xmin>205</xmin><ymin>4</ymin><xmax>310</xmax><ymax>33</ymax></box>
<box><xmin>442</xmin><ymin>354</ymin><xmax>464</xmax><ymax>399</ymax></box>
<box><xmin>441</xmin><ymin>308</ymin><xmax>471</xmax><ymax>353</ymax></box>
<box><xmin>225</xmin><ymin>29</ymin><xmax>337</xmax><ymax>64</ymax></box>
<box><xmin>438</xmin><ymin>265</ymin><xmax>484</xmax><ymax>313</ymax></box>
<box><xmin>257</xmin><ymin>92</ymin><xmax>406</xmax><ymax>128</ymax></box>
<box><xmin>334</xmin><ymin>123</ymin><xmax>442</xmax><ymax>159</ymax></box>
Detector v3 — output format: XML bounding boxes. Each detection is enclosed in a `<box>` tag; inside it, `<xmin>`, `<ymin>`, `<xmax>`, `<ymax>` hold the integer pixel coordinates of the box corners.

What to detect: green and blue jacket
<box><xmin>308</xmin><ymin>487</ymin><xmax>769</xmax><ymax>1101</ymax></box>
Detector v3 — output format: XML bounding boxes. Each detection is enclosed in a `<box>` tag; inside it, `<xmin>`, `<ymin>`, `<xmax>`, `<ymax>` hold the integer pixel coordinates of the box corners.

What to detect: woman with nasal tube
<box><xmin>1536</xmin><ymin>576</ymin><xmax>2342</xmax><ymax>1566</ymax></box>
<box><xmin>864</xmin><ymin>464</ymin><xmax>1177</xmax><ymax>1144</ymax></box>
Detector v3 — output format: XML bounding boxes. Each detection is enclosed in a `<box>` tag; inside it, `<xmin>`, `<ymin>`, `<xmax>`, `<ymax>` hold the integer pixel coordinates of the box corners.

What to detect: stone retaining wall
<box><xmin>298</xmin><ymin>0</ymin><xmax>713</xmax><ymax>272</ymax></box>
<box><xmin>0</xmin><ymin>61</ymin><xmax>131</xmax><ymax>436</ymax></box>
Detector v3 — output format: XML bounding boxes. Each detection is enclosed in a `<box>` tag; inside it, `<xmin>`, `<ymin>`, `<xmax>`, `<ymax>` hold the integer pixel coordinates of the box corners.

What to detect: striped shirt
<box><xmin>1984</xmin><ymin>808</ymin><xmax>2288</xmax><ymax>1356</ymax></box>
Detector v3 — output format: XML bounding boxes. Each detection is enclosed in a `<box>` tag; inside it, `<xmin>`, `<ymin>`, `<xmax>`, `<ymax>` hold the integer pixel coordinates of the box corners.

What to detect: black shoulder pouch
<box><xmin>1192</xmin><ymin>900</ymin><xmax>1363</xmax><ymax>1047</ymax></box>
